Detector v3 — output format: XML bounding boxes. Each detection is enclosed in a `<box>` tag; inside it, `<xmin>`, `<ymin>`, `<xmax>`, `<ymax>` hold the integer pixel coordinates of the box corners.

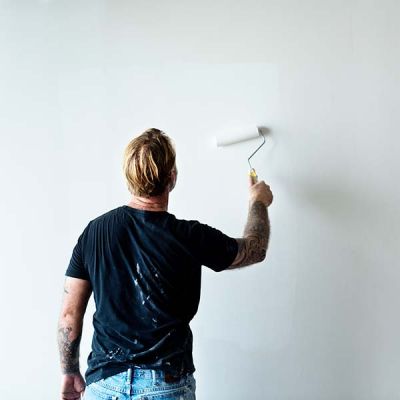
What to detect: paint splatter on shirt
<box><xmin>65</xmin><ymin>205</ymin><xmax>238</xmax><ymax>385</ymax></box>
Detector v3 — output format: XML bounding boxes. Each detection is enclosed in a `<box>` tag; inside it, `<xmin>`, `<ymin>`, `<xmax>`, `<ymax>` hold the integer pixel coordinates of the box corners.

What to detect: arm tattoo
<box><xmin>58</xmin><ymin>326</ymin><xmax>82</xmax><ymax>374</ymax></box>
<box><xmin>229</xmin><ymin>200</ymin><xmax>270</xmax><ymax>269</ymax></box>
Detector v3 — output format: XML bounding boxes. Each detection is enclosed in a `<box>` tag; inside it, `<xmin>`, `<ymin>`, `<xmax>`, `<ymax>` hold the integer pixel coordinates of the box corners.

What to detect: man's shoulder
<box><xmin>86</xmin><ymin>206</ymin><xmax>124</xmax><ymax>229</ymax></box>
<box><xmin>169</xmin><ymin>215</ymin><xmax>213</xmax><ymax>238</ymax></box>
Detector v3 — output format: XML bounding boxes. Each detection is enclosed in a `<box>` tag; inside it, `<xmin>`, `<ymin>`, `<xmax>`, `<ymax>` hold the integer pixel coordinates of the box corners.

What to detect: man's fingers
<box><xmin>249</xmin><ymin>174</ymin><xmax>259</xmax><ymax>186</ymax></box>
<box><xmin>62</xmin><ymin>390</ymin><xmax>80</xmax><ymax>400</ymax></box>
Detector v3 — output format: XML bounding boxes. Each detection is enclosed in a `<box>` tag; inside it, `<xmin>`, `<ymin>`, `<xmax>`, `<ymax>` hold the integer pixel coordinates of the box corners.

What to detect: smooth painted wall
<box><xmin>1</xmin><ymin>1</ymin><xmax>399</xmax><ymax>399</ymax></box>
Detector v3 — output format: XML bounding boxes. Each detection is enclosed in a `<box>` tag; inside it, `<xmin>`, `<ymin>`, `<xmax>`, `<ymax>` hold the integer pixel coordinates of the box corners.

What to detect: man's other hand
<box><xmin>60</xmin><ymin>373</ymin><xmax>85</xmax><ymax>400</ymax></box>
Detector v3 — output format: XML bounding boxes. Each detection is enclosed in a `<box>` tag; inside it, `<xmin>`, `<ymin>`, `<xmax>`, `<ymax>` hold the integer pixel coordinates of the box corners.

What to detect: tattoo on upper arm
<box><xmin>229</xmin><ymin>201</ymin><xmax>270</xmax><ymax>269</ymax></box>
<box><xmin>58</xmin><ymin>326</ymin><xmax>81</xmax><ymax>374</ymax></box>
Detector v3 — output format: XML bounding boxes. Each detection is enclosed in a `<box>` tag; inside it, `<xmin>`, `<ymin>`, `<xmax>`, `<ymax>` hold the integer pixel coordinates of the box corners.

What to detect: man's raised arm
<box><xmin>228</xmin><ymin>178</ymin><xmax>273</xmax><ymax>269</ymax></box>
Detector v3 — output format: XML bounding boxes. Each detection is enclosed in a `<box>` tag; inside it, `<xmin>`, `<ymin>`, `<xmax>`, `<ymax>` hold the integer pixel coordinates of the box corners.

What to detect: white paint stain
<box><xmin>136</xmin><ymin>263</ymin><xmax>143</xmax><ymax>276</ymax></box>
<box><xmin>106</xmin><ymin>348</ymin><xmax>122</xmax><ymax>360</ymax></box>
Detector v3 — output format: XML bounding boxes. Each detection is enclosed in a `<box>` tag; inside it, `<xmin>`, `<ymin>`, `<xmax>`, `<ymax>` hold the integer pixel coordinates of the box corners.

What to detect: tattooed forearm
<box><xmin>229</xmin><ymin>200</ymin><xmax>270</xmax><ymax>269</ymax></box>
<box><xmin>243</xmin><ymin>200</ymin><xmax>269</xmax><ymax>240</ymax></box>
<box><xmin>58</xmin><ymin>325</ymin><xmax>82</xmax><ymax>374</ymax></box>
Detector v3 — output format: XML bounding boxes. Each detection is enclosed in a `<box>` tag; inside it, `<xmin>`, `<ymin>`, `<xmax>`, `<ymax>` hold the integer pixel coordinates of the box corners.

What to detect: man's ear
<box><xmin>169</xmin><ymin>168</ymin><xmax>177</xmax><ymax>192</ymax></box>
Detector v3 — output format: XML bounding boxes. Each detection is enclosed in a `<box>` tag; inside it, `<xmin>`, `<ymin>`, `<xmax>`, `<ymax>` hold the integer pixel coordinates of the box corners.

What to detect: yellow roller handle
<box><xmin>249</xmin><ymin>168</ymin><xmax>258</xmax><ymax>185</ymax></box>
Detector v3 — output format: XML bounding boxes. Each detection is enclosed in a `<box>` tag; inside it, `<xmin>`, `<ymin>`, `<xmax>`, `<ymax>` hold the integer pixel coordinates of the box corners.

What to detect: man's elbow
<box><xmin>59</xmin><ymin>307</ymin><xmax>85</xmax><ymax>324</ymax></box>
<box><xmin>259</xmin><ymin>247</ymin><xmax>267</xmax><ymax>262</ymax></box>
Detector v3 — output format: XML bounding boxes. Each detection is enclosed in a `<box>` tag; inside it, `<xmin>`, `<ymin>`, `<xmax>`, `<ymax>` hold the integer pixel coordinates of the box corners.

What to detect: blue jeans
<box><xmin>83</xmin><ymin>368</ymin><xmax>196</xmax><ymax>400</ymax></box>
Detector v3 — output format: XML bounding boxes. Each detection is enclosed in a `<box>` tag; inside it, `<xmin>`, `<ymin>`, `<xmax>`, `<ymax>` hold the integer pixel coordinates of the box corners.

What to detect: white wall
<box><xmin>1</xmin><ymin>1</ymin><xmax>399</xmax><ymax>399</ymax></box>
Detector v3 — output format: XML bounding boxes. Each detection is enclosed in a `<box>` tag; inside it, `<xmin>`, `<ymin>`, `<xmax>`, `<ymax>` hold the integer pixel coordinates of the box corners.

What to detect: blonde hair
<box><xmin>123</xmin><ymin>128</ymin><xmax>176</xmax><ymax>197</ymax></box>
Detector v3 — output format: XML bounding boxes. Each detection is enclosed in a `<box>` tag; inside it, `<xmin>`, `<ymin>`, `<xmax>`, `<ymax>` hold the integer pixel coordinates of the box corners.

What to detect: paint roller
<box><xmin>215</xmin><ymin>126</ymin><xmax>266</xmax><ymax>184</ymax></box>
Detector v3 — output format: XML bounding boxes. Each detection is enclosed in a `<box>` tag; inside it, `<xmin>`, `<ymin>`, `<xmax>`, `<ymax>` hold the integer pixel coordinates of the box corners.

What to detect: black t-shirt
<box><xmin>65</xmin><ymin>205</ymin><xmax>238</xmax><ymax>385</ymax></box>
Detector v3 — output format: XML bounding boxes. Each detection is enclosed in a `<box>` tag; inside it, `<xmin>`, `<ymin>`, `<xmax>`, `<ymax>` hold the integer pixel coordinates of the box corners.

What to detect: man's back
<box><xmin>57</xmin><ymin>129</ymin><xmax>272</xmax><ymax>400</ymax></box>
<box><xmin>66</xmin><ymin>205</ymin><xmax>238</xmax><ymax>385</ymax></box>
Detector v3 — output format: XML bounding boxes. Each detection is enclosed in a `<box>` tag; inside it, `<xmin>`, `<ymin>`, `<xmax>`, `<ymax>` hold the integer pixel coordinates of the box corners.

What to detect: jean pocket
<box><xmin>84</xmin><ymin>381</ymin><xmax>121</xmax><ymax>400</ymax></box>
<box><xmin>138</xmin><ymin>384</ymin><xmax>195</xmax><ymax>400</ymax></box>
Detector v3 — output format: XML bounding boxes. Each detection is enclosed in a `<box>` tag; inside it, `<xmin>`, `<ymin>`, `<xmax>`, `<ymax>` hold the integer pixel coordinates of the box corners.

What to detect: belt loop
<box><xmin>126</xmin><ymin>367</ymin><xmax>132</xmax><ymax>385</ymax></box>
<box><xmin>151</xmin><ymin>369</ymin><xmax>156</xmax><ymax>384</ymax></box>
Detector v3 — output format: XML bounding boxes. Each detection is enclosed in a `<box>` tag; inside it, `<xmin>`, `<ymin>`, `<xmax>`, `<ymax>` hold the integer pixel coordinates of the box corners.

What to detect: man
<box><xmin>58</xmin><ymin>128</ymin><xmax>273</xmax><ymax>400</ymax></box>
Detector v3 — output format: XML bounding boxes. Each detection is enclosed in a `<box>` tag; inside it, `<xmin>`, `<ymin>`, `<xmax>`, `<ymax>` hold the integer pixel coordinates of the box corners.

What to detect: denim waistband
<box><xmin>124</xmin><ymin>367</ymin><xmax>185</xmax><ymax>384</ymax></box>
<box><xmin>131</xmin><ymin>368</ymin><xmax>172</xmax><ymax>380</ymax></box>
<box><xmin>91</xmin><ymin>367</ymin><xmax>191</xmax><ymax>395</ymax></box>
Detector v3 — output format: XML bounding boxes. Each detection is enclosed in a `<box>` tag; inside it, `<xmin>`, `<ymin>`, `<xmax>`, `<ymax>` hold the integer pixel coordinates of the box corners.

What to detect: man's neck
<box><xmin>127</xmin><ymin>192</ymin><xmax>169</xmax><ymax>212</ymax></box>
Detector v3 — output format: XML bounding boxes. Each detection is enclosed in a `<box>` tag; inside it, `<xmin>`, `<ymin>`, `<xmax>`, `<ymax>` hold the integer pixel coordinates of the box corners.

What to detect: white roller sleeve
<box><xmin>215</xmin><ymin>126</ymin><xmax>260</xmax><ymax>147</ymax></box>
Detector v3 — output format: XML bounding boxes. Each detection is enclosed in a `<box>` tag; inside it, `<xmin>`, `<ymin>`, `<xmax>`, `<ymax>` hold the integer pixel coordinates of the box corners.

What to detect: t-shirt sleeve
<box><xmin>65</xmin><ymin>231</ymin><xmax>90</xmax><ymax>280</ymax></box>
<box><xmin>187</xmin><ymin>221</ymin><xmax>239</xmax><ymax>272</ymax></box>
